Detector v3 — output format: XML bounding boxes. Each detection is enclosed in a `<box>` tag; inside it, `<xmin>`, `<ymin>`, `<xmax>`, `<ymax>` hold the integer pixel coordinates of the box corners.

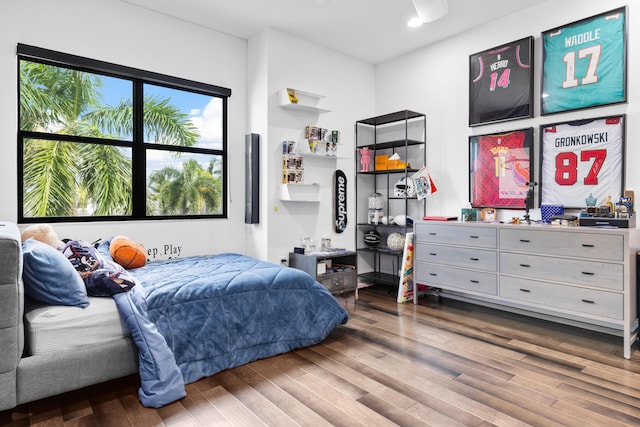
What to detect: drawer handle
<box><xmin>429</xmin><ymin>232</ymin><xmax>437</xmax><ymax>235</ymax></box>
<box><xmin>429</xmin><ymin>273</ymin><xmax>437</xmax><ymax>276</ymax></box>
<box><xmin>470</xmin><ymin>235</ymin><xmax>479</xmax><ymax>239</ymax></box>
<box><xmin>581</xmin><ymin>272</ymin><xmax>595</xmax><ymax>276</ymax></box>
<box><xmin>581</xmin><ymin>299</ymin><xmax>595</xmax><ymax>304</ymax></box>
<box><xmin>470</xmin><ymin>280</ymin><xmax>479</xmax><ymax>284</ymax></box>
<box><xmin>519</xmin><ymin>288</ymin><xmax>531</xmax><ymax>293</ymax></box>
<box><xmin>581</xmin><ymin>244</ymin><xmax>595</xmax><ymax>248</ymax></box>
<box><xmin>519</xmin><ymin>263</ymin><xmax>531</xmax><ymax>268</ymax></box>
<box><xmin>429</xmin><ymin>252</ymin><xmax>437</xmax><ymax>256</ymax></box>
<box><xmin>470</xmin><ymin>257</ymin><xmax>479</xmax><ymax>261</ymax></box>
<box><xmin>519</xmin><ymin>239</ymin><xmax>530</xmax><ymax>243</ymax></box>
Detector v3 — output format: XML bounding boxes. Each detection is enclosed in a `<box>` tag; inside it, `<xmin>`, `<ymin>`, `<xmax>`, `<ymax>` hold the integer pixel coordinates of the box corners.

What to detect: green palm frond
<box><xmin>23</xmin><ymin>139</ymin><xmax>78</xmax><ymax>217</ymax></box>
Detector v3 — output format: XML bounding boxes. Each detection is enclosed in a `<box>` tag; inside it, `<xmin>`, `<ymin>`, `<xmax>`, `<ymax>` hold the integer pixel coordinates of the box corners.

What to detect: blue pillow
<box><xmin>22</xmin><ymin>238</ymin><xmax>89</xmax><ymax>308</ymax></box>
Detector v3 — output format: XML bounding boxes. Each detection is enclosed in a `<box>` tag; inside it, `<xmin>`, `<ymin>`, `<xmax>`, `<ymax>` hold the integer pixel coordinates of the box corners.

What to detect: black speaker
<box><xmin>245</xmin><ymin>133</ymin><xmax>260</xmax><ymax>224</ymax></box>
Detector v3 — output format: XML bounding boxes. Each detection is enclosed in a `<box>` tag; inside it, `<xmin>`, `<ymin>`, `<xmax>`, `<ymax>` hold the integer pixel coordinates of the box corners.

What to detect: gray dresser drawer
<box><xmin>500</xmin><ymin>276</ymin><xmax>623</xmax><ymax>320</ymax></box>
<box><xmin>499</xmin><ymin>252</ymin><xmax>624</xmax><ymax>291</ymax></box>
<box><xmin>415</xmin><ymin>223</ymin><xmax>497</xmax><ymax>248</ymax></box>
<box><xmin>415</xmin><ymin>261</ymin><xmax>497</xmax><ymax>294</ymax></box>
<box><xmin>500</xmin><ymin>228</ymin><xmax>623</xmax><ymax>261</ymax></box>
<box><xmin>416</xmin><ymin>245</ymin><xmax>497</xmax><ymax>272</ymax></box>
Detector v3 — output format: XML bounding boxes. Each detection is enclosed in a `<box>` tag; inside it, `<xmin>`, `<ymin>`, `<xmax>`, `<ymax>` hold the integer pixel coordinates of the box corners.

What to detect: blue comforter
<box><xmin>131</xmin><ymin>253</ymin><xmax>348</xmax><ymax>384</ymax></box>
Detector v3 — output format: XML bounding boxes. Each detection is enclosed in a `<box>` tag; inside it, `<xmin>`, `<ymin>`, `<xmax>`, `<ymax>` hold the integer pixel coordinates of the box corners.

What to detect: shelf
<box><xmin>358</xmin><ymin>271</ymin><xmax>399</xmax><ymax>287</ymax></box>
<box><xmin>279</xmin><ymin>89</ymin><xmax>330</xmax><ymax>114</ymax></box>
<box><xmin>357</xmin><ymin>168</ymin><xmax>420</xmax><ymax>175</ymax></box>
<box><xmin>279</xmin><ymin>183</ymin><xmax>320</xmax><ymax>202</ymax></box>
<box><xmin>357</xmin><ymin>223</ymin><xmax>414</xmax><ymax>229</ymax></box>
<box><xmin>356</xmin><ymin>139</ymin><xmax>424</xmax><ymax>151</ymax></box>
<box><xmin>300</xmin><ymin>152</ymin><xmax>345</xmax><ymax>159</ymax></box>
<box><xmin>357</xmin><ymin>110</ymin><xmax>424</xmax><ymax>126</ymax></box>
<box><xmin>357</xmin><ymin>246</ymin><xmax>403</xmax><ymax>256</ymax></box>
<box><xmin>355</xmin><ymin>110</ymin><xmax>426</xmax><ymax>294</ymax></box>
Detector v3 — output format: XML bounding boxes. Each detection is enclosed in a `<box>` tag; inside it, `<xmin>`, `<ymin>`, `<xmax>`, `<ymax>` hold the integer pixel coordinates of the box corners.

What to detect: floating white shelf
<box><xmin>290</xmin><ymin>140</ymin><xmax>344</xmax><ymax>159</ymax></box>
<box><xmin>279</xmin><ymin>89</ymin><xmax>330</xmax><ymax>114</ymax></box>
<box><xmin>279</xmin><ymin>183</ymin><xmax>320</xmax><ymax>202</ymax></box>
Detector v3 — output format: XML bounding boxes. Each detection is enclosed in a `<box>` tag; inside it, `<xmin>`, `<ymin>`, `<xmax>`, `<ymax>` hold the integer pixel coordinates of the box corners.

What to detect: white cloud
<box><xmin>189</xmin><ymin>98</ymin><xmax>223</xmax><ymax>150</ymax></box>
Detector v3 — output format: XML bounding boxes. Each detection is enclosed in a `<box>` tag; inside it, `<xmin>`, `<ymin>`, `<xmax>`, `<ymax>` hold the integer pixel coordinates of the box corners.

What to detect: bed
<box><xmin>91</xmin><ymin>237</ymin><xmax>349</xmax><ymax>406</ymax></box>
<box><xmin>15</xmin><ymin>232</ymin><xmax>348</xmax><ymax>408</ymax></box>
<box><xmin>127</xmin><ymin>251</ymin><xmax>350</xmax><ymax>384</ymax></box>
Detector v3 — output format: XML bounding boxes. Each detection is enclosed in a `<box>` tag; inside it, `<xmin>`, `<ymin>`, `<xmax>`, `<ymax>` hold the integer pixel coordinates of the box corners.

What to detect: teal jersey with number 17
<box><xmin>542</xmin><ymin>9</ymin><xmax>625</xmax><ymax>114</ymax></box>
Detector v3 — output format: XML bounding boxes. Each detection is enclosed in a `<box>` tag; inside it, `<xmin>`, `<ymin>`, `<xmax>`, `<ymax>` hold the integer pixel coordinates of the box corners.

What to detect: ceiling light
<box><xmin>411</xmin><ymin>0</ymin><xmax>448</xmax><ymax>23</ymax></box>
<box><xmin>407</xmin><ymin>17</ymin><xmax>423</xmax><ymax>27</ymax></box>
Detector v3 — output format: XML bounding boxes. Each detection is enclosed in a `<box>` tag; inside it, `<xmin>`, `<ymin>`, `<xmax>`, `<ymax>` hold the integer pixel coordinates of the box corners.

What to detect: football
<box><xmin>363</xmin><ymin>230</ymin><xmax>382</xmax><ymax>247</ymax></box>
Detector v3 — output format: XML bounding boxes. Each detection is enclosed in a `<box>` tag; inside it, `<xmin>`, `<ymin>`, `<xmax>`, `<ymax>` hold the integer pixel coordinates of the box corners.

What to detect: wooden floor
<box><xmin>3</xmin><ymin>286</ymin><xmax>640</xmax><ymax>426</ymax></box>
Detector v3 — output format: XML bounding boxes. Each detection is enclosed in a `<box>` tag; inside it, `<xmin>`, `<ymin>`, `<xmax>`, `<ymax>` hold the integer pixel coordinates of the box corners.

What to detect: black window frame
<box><xmin>17</xmin><ymin>43</ymin><xmax>231</xmax><ymax>223</ymax></box>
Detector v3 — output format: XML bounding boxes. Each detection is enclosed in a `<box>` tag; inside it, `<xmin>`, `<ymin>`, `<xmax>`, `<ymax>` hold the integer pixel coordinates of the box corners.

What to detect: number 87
<box><xmin>555</xmin><ymin>149</ymin><xmax>606</xmax><ymax>185</ymax></box>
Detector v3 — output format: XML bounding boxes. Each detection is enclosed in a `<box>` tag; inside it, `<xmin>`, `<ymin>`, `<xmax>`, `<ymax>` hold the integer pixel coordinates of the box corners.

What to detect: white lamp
<box><xmin>411</xmin><ymin>0</ymin><xmax>448</xmax><ymax>23</ymax></box>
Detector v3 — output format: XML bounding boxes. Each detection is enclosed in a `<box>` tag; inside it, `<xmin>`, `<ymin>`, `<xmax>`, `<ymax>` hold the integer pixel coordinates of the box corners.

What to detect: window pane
<box><xmin>144</xmin><ymin>84</ymin><xmax>223</xmax><ymax>150</ymax></box>
<box><xmin>146</xmin><ymin>149</ymin><xmax>223</xmax><ymax>216</ymax></box>
<box><xmin>19</xmin><ymin>60</ymin><xmax>133</xmax><ymax>140</ymax></box>
<box><xmin>23</xmin><ymin>139</ymin><xmax>132</xmax><ymax>218</ymax></box>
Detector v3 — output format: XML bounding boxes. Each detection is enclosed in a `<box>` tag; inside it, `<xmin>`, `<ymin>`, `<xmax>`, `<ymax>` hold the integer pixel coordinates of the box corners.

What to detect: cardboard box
<box><xmin>375</xmin><ymin>155</ymin><xmax>388</xmax><ymax>170</ymax></box>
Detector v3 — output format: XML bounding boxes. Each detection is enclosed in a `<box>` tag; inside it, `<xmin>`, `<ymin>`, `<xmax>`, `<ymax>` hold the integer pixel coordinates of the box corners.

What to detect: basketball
<box><xmin>363</xmin><ymin>230</ymin><xmax>382</xmax><ymax>247</ymax></box>
<box><xmin>110</xmin><ymin>235</ymin><xmax>147</xmax><ymax>269</ymax></box>
<box><xmin>387</xmin><ymin>232</ymin><xmax>405</xmax><ymax>251</ymax></box>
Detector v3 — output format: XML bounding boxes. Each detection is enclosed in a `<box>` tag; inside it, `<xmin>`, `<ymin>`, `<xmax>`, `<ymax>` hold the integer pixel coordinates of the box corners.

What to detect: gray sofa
<box><xmin>0</xmin><ymin>221</ymin><xmax>138</xmax><ymax>411</ymax></box>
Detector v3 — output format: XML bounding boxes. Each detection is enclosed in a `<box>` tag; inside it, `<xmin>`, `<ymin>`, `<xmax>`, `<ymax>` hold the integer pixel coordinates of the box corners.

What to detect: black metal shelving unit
<box><xmin>355</xmin><ymin>110</ymin><xmax>426</xmax><ymax>288</ymax></box>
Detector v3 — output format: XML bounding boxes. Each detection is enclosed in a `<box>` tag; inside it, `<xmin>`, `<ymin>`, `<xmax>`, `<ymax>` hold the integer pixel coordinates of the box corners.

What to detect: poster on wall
<box><xmin>541</xmin><ymin>7</ymin><xmax>627</xmax><ymax>115</ymax></box>
<box><xmin>468</xmin><ymin>36</ymin><xmax>533</xmax><ymax>127</ymax></box>
<box><xmin>540</xmin><ymin>115</ymin><xmax>625</xmax><ymax>208</ymax></box>
<box><xmin>469</xmin><ymin>128</ymin><xmax>533</xmax><ymax>209</ymax></box>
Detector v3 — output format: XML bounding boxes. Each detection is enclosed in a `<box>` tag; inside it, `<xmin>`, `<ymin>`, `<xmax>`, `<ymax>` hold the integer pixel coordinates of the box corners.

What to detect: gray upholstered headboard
<box><xmin>0</xmin><ymin>222</ymin><xmax>24</xmax><ymax>410</ymax></box>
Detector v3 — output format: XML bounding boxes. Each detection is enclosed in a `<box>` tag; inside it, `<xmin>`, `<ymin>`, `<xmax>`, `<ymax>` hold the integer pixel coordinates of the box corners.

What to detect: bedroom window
<box><xmin>17</xmin><ymin>44</ymin><xmax>231</xmax><ymax>222</ymax></box>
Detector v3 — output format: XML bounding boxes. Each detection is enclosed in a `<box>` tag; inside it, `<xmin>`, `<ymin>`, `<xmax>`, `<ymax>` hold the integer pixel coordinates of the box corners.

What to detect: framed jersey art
<box><xmin>540</xmin><ymin>115</ymin><xmax>625</xmax><ymax>208</ymax></box>
<box><xmin>469</xmin><ymin>128</ymin><xmax>533</xmax><ymax>209</ymax></box>
<box><xmin>469</xmin><ymin>36</ymin><xmax>533</xmax><ymax>127</ymax></box>
<box><xmin>541</xmin><ymin>7</ymin><xmax>627</xmax><ymax>115</ymax></box>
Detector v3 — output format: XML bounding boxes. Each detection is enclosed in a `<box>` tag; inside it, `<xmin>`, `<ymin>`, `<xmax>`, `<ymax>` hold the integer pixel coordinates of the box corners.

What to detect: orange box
<box><xmin>375</xmin><ymin>155</ymin><xmax>388</xmax><ymax>170</ymax></box>
<box><xmin>387</xmin><ymin>159</ymin><xmax>399</xmax><ymax>169</ymax></box>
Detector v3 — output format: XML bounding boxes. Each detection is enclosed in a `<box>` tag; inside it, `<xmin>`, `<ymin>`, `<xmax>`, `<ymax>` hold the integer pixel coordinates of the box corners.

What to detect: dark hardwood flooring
<box><xmin>2</xmin><ymin>286</ymin><xmax>640</xmax><ymax>426</ymax></box>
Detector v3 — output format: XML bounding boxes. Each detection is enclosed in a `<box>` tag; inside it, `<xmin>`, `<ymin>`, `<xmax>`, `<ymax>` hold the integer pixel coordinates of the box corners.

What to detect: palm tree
<box><xmin>147</xmin><ymin>159</ymin><xmax>221</xmax><ymax>215</ymax></box>
<box><xmin>20</xmin><ymin>61</ymin><xmax>201</xmax><ymax>217</ymax></box>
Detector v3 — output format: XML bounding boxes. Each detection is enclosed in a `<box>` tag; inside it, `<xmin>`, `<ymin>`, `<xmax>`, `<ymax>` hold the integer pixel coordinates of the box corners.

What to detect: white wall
<box><xmin>247</xmin><ymin>28</ymin><xmax>375</xmax><ymax>263</ymax></box>
<box><xmin>376</xmin><ymin>0</ymin><xmax>638</xmax><ymax>223</ymax></box>
<box><xmin>0</xmin><ymin>0</ymin><xmax>248</xmax><ymax>257</ymax></box>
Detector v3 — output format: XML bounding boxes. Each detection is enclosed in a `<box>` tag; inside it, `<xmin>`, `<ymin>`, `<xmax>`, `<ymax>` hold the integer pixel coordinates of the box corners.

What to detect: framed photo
<box><xmin>480</xmin><ymin>208</ymin><xmax>496</xmax><ymax>222</ymax></box>
<box><xmin>469</xmin><ymin>128</ymin><xmax>533</xmax><ymax>209</ymax></box>
<box><xmin>541</xmin><ymin>7</ymin><xmax>627</xmax><ymax>115</ymax></box>
<box><xmin>469</xmin><ymin>36</ymin><xmax>533</xmax><ymax>126</ymax></box>
<box><xmin>540</xmin><ymin>115</ymin><xmax>625</xmax><ymax>208</ymax></box>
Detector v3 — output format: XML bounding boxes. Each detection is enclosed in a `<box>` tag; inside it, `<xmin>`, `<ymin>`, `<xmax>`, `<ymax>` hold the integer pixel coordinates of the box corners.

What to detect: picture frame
<box><xmin>469</xmin><ymin>128</ymin><xmax>533</xmax><ymax>209</ymax></box>
<box><xmin>469</xmin><ymin>36</ymin><xmax>534</xmax><ymax>127</ymax></box>
<box><xmin>540</xmin><ymin>115</ymin><xmax>625</xmax><ymax>208</ymax></box>
<box><xmin>541</xmin><ymin>7</ymin><xmax>627</xmax><ymax>115</ymax></box>
<box><xmin>480</xmin><ymin>208</ymin><xmax>496</xmax><ymax>222</ymax></box>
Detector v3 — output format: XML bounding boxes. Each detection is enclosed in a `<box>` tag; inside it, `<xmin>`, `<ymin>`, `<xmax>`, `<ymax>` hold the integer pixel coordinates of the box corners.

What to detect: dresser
<box><xmin>414</xmin><ymin>221</ymin><xmax>640</xmax><ymax>358</ymax></box>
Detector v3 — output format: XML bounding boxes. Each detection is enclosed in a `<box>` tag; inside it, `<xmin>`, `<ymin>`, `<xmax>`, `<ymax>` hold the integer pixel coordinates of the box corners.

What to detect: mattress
<box><xmin>24</xmin><ymin>296</ymin><xmax>129</xmax><ymax>355</ymax></box>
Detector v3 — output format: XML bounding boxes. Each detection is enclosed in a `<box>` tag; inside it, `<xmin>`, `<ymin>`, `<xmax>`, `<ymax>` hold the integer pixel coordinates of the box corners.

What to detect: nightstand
<box><xmin>289</xmin><ymin>251</ymin><xmax>358</xmax><ymax>299</ymax></box>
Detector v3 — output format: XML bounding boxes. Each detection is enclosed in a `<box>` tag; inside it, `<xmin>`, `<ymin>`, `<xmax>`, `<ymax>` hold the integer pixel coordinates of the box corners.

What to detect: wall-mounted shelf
<box><xmin>279</xmin><ymin>88</ymin><xmax>330</xmax><ymax>114</ymax></box>
<box><xmin>279</xmin><ymin>183</ymin><xmax>320</xmax><ymax>202</ymax></box>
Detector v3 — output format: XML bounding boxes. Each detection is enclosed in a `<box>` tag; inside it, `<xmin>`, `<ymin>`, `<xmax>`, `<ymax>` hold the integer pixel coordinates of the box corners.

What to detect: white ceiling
<box><xmin>120</xmin><ymin>0</ymin><xmax>543</xmax><ymax>64</ymax></box>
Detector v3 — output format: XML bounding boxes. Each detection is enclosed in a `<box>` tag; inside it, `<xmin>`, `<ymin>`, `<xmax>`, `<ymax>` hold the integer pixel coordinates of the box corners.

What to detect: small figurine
<box><xmin>585</xmin><ymin>193</ymin><xmax>597</xmax><ymax>207</ymax></box>
<box><xmin>360</xmin><ymin>147</ymin><xmax>371</xmax><ymax>172</ymax></box>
